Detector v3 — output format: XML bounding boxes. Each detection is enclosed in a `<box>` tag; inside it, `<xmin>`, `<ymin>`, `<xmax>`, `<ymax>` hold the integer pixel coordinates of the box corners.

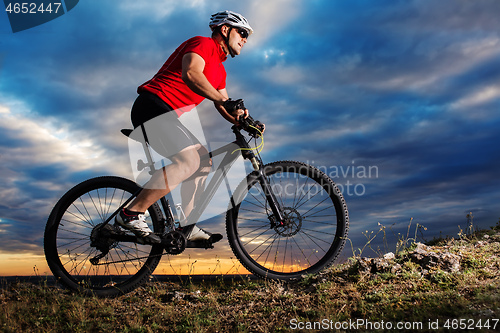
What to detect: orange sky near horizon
<box><xmin>0</xmin><ymin>251</ymin><xmax>250</xmax><ymax>277</ymax></box>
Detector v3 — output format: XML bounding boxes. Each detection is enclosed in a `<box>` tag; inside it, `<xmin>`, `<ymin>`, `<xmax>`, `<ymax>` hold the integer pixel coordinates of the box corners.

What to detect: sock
<box><xmin>124</xmin><ymin>208</ymin><xmax>143</xmax><ymax>216</ymax></box>
<box><xmin>187</xmin><ymin>225</ymin><xmax>210</xmax><ymax>241</ymax></box>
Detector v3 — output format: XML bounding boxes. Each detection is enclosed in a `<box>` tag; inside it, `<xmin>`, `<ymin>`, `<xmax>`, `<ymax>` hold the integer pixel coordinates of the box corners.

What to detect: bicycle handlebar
<box><xmin>223</xmin><ymin>98</ymin><xmax>245</xmax><ymax>114</ymax></box>
<box><xmin>238</xmin><ymin>114</ymin><xmax>264</xmax><ymax>138</ymax></box>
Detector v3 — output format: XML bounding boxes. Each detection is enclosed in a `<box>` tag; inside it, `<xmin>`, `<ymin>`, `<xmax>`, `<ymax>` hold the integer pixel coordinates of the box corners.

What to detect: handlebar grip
<box><xmin>238</xmin><ymin>115</ymin><xmax>263</xmax><ymax>137</ymax></box>
<box><xmin>235</xmin><ymin>99</ymin><xmax>245</xmax><ymax>111</ymax></box>
<box><xmin>223</xmin><ymin>98</ymin><xmax>246</xmax><ymax>114</ymax></box>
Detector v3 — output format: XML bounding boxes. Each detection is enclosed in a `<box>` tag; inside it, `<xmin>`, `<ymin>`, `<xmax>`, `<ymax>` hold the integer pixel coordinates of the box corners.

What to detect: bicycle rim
<box><xmin>227</xmin><ymin>161</ymin><xmax>348</xmax><ymax>280</ymax></box>
<box><xmin>44</xmin><ymin>176</ymin><xmax>164</xmax><ymax>297</ymax></box>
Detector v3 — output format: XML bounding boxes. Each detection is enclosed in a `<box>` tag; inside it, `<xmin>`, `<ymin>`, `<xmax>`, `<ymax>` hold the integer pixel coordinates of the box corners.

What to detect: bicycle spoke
<box><xmin>302</xmin><ymin>218</ymin><xmax>336</xmax><ymax>226</ymax></box>
<box><xmin>304</xmin><ymin>205</ymin><xmax>337</xmax><ymax>218</ymax></box>
<box><xmin>60</xmin><ymin>217</ymin><xmax>93</xmax><ymax>230</ymax></box>
<box><xmin>295</xmin><ymin>185</ymin><xmax>324</xmax><ymax>211</ymax></box>
<box><xmin>248</xmin><ymin>232</ymin><xmax>279</xmax><ymax>258</ymax></box>
<box><xmin>242</xmin><ymin>228</ymin><xmax>271</xmax><ymax>247</ymax></box>
<box><xmin>58</xmin><ymin>238</ymin><xmax>91</xmax><ymax>256</ymax></box>
<box><xmin>231</xmin><ymin>162</ymin><xmax>347</xmax><ymax>276</ymax></box>
<box><xmin>300</xmin><ymin>226</ymin><xmax>336</xmax><ymax>236</ymax></box>
<box><xmin>68</xmin><ymin>203</ymin><xmax>95</xmax><ymax>227</ymax></box>
<box><xmin>58</xmin><ymin>227</ymin><xmax>92</xmax><ymax>238</ymax></box>
<box><xmin>240</xmin><ymin>225</ymin><xmax>270</xmax><ymax>238</ymax></box>
<box><xmin>247</xmin><ymin>191</ymin><xmax>267</xmax><ymax>210</ymax></box>
<box><xmin>297</xmin><ymin>229</ymin><xmax>329</xmax><ymax>253</ymax></box>
<box><xmin>300</xmin><ymin>196</ymin><xmax>330</xmax><ymax>217</ymax></box>
<box><xmin>240</xmin><ymin>207</ymin><xmax>269</xmax><ymax>215</ymax></box>
<box><xmin>291</xmin><ymin>236</ymin><xmax>313</xmax><ymax>269</ymax></box>
<box><xmin>81</xmin><ymin>194</ymin><xmax>100</xmax><ymax>226</ymax></box>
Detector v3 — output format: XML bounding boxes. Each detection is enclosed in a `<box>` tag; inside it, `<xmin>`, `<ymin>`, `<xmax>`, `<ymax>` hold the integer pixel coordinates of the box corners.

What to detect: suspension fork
<box><xmin>251</xmin><ymin>157</ymin><xmax>284</xmax><ymax>227</ymax></box>
<box><xmin>233</xmin><ymin>127</ymin><xmax>284</xmax><ymax>227</ymax></box>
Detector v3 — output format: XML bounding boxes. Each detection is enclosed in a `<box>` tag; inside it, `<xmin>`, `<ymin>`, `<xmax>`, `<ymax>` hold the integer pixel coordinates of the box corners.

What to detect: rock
<box><xmin>409</xmin><ymin>242</ymin><xmax>461</xmax><ymax>273</ymax></box>
<box><xmin>352</xmin><ymin>243</ymin><xmax>462</xmax><ymax>278</ymax></box>
<box><xmin>355</xmin><ymin>255</ymin><xmax>400</xmax><ymax>275</ymax></box>
<box><xmin>372</xmin><ymin>257</ymin><xmax>395</xmax><ymax>273</ymax></box>
<box><xmin>356</xmin><ymin>257</ymin><xmax>373</xmax><ymax>274</ymax></box>
<box><xmin>384</xmin><ymin>252</ymin><xmax>395</xmax><ymax>260</ymax></box>
<box><xmin>173</xmin><ymin>291</ymin><xmax>186</xmax><ymax>300</ymax></box>
<box><xmin>390</xmin><ymin>263</ymin><xmax>402</xmax><ymax>274</ymax></box>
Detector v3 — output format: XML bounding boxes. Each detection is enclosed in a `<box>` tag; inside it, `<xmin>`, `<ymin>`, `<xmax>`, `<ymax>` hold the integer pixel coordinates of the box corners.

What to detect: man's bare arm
<box><xmin>181</xmin><ymin>52</ymin><xmax>227</xmax><ymax>105</ymax></box>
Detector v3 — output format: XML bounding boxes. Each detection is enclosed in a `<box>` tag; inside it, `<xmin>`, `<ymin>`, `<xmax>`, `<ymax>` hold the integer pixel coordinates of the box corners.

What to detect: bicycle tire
<box><xmin>44</xmin><ymin>176</ymin><xmax>164</xmax><ymax>297</ymax></box>
<box><xmin>226</xmin><ymin>161</ymin><xmax>349</xmax><ymax>281</ymax></box>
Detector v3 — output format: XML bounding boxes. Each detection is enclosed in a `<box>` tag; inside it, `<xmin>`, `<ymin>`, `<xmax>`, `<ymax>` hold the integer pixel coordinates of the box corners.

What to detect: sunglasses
<box><xmin>237</xmin><ymin>28</ymin><xmax>249</xmax><ymax>39</ymax></box>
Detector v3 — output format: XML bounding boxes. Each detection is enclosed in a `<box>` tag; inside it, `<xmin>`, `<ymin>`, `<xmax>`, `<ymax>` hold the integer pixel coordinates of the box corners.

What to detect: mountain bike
<box><xmin>44</xmin><ymin>113</ymin><xmax>349</xmax><ymax>297</ymax></box>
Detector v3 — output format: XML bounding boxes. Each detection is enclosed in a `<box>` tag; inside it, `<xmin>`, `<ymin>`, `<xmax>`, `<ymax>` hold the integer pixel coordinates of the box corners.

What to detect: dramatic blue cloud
<box><xmin>1</xmin><ymin>0</ymin><xmax>500</xmax><ymax>271</ymax></box>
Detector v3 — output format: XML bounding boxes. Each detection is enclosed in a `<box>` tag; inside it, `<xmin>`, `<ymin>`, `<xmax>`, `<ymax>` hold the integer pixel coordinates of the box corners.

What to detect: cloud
<box><xmin>118</xmin><ymin>0</ymin><xmax>211</xmax><ymax>20</ymax></box>
<box><xmin>244</xmin><ymin>0</ymin><xmax>303</xmax><ymax>47</ymax></box>
<box><xmin>0</xmin><ymin>104</ymin><xmax>117</xmax><ymax>172</ymax></box>
<box><xmin>0</xmin><ymin>102</ymin><xmax>133</xmax><ymax>233</ymax></box>
<box><xmin>259</xmin><ymin>64</ymin><xmax>306</xmax><ymax>86</ymax></box>
<box><xmin>1</xmin><ymin>0</ymin><xmax>500</xmax><ymax>270</ymax></box>
<box><xmin>451</xmin><ymin>83</ymin><xmax>500</xmax><ymax>115</ymax></box>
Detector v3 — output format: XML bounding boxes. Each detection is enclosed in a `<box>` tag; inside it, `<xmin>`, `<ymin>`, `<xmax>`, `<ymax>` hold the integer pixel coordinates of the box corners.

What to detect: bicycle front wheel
<box><xmin>226</xmin><ymin>161</ymin><xmax>349</xmax><ymax>280</ymax></box>
<box><xmin>44</xmin><ymin>176</ymin><xmax>164</xmax><ymax>297</ymax></box>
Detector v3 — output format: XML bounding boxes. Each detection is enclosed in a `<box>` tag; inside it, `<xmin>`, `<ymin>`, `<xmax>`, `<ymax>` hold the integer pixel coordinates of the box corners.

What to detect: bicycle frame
<box><xmin>103</xmin><ymin>124</ymin><xmax>284</xmax><ymax>237</ymax></box>
<box><xmin>161</xmin><ymin>125</ymin><xmax>284</xmax><ymax>229</ymax></box>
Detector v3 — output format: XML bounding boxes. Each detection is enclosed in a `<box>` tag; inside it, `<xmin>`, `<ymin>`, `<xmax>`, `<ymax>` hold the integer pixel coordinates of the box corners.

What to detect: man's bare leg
<box><xmin>180</xmin><ymin>145</ymin><xmax>212</xmax><ymax>219</ymax></box>
<box><xmin>178</xmin><ymin>145</ymin><xmax>222</xmax><ymax>242</ymax></box>
<box><xmin>115</xmin><ymin>146</ymin><xmax>201</xmax><ymax>243</ymax></box>
<box><xmin>127</xmin><ymin>145</ymin><xmax>201</xmax><ymax>213</ymax></box>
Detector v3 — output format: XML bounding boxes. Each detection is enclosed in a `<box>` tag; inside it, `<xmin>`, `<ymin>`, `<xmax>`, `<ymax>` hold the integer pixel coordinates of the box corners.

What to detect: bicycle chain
<box><xmin>91</xmin><ymin>231</ymin><xmax>186</xmax><ymax>266</ymax></box>
<box><xmin>90</xmin><ymin>251</ymin><xmax>168</xmax><ymax>266</ymax></box>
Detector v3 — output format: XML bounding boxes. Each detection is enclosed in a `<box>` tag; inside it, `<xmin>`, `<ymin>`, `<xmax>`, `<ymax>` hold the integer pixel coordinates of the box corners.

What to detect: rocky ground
<box><xmin>1</xmin><ymin>228</ymin><xmax>500</xmax><ymax>332</ymax></box>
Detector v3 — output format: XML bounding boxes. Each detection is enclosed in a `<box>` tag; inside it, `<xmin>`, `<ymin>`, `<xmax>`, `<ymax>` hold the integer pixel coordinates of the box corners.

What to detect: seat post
<box><xmin>140</xmin><ymin>124</ymin><xmax>157</xmax><ymax>174</ymax></box>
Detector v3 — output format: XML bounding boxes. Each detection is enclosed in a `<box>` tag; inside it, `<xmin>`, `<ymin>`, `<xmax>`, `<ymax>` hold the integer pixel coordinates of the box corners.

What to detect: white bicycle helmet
<box><xmin>209</xmin><ymin>10</ymin><xmax>253</xmax><ymax>36</ymax></box>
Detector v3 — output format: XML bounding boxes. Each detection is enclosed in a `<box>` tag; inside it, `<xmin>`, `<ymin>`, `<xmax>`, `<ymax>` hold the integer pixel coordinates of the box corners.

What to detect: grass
<box><xmin>1</xmin><ymin>223</ymin><xmax>500</xmax><ymax>332</ymax></box>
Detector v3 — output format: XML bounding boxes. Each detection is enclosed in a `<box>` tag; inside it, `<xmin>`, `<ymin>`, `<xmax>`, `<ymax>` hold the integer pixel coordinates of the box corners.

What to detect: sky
<box><xmin>1</xmin><ymin>0</ymin><xmax>500</xmax><ymax>276</ymax></box>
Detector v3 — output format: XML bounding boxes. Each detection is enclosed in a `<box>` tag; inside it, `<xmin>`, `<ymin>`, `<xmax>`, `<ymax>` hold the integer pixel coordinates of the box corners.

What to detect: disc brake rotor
<box><xmin>273</xmin><ymin>207</ymin><xmax>302</xmax><ymax>237</ymax></box>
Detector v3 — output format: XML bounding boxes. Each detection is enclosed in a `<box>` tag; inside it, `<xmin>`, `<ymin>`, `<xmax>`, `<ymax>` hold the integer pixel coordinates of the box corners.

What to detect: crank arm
<box><xmin>106</xmin><ymin>231</ymin><xmax>162</xmax><ymax>245</ymax></box>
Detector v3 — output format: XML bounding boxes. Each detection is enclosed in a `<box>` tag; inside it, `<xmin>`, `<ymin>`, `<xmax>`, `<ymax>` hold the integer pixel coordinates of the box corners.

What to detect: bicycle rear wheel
<box><xmin>44</xmin><ymin>176</ymin><xmax>164</xmax><ymax>297</ymax></box>
<box><xmin>226</xmin><ymin>161</ymin><xmax>349</xmax><ymax>280</ymax></box>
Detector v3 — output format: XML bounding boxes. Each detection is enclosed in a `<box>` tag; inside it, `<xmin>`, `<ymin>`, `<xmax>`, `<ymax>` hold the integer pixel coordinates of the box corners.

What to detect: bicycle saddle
<box><xmin>120</xmin><ymin>129</ymin><xmax>133</xmax><ymax>137</ymax></box>
<box><xmin>121</xmin><ymin>127</ymin><xmax>149</xmax><ymax>144</ymax></box>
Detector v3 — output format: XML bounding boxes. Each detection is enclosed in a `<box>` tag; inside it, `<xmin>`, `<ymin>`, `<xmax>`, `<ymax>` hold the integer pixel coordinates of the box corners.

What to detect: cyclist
<box><xmin>115</xmin><ymin>11</ymin><xmax>254</xmax><ymax>245</ymax></box>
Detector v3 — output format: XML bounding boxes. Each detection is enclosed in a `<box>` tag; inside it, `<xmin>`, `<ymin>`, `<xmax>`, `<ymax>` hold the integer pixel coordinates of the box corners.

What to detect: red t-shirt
<box><xmin>138</xmin><ymin>36</ymin><xmax>227</xmax><ymax>116</ymax></box>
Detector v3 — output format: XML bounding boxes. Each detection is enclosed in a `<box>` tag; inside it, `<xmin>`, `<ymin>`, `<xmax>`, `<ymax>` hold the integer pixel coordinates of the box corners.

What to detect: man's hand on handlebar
<box><xmin>224</xmin><ymin>98</ymin><xmax>265</xmax><ymax>136</ymax></box>
<box><xmin>223</xmin><ymin>98</ymin><xmax>248</xmax><ymax>122</ymax></box>
<box><xmin>238</xmin><ymin>114</ymin><xmax>265</xmax><ymax>137</ymax></box>
<box><xmin>235</xmin><ymin>108</ymin><xmax>249</xmax><ymax>122</ymax></box>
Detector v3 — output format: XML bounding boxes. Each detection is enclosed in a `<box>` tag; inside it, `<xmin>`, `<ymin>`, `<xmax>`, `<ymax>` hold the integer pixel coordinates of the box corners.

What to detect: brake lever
<box><xmin>239</xmin><ymin>115</ymin><xmax>263</xmax><ymax>138</ymax></box>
